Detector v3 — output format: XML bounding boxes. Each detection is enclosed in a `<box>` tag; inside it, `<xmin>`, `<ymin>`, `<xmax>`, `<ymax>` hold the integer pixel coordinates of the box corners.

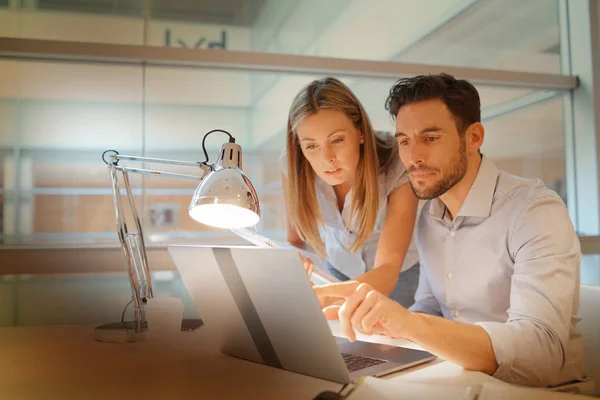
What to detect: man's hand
<box><xmin>317</xmin><ymin>284</ymin><xmax>500</xmax><ymax>378</ymax></box>
<box><xmin>317</xmin><ymin>281</ymin><xmax>411</xmax><ymax>342</ymax></box>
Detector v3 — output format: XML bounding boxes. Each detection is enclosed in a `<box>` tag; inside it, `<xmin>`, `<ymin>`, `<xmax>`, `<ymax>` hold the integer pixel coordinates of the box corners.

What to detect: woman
<box><xmin>281</xmin><ymin>77</ymin><xmax>419</xmax><ymax>308</ymax></box>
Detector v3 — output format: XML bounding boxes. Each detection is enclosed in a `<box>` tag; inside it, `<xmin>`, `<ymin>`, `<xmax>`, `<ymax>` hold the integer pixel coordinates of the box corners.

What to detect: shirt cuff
<box><xmin>475</xmin><ymin>321</ymin><xmax>514</xmax><ymax>380</ymax></box>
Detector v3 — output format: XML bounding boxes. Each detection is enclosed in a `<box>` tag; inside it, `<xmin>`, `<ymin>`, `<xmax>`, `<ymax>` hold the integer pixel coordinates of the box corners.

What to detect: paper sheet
<box><xmin>344</xmin><ymin>377</ymin><xmax>586</xmax><ymax>400</ymax></box>
<box><xmin>231</xmin><ymin>227</ymin><xmax>341</xmax><ymax>284</ymax></box>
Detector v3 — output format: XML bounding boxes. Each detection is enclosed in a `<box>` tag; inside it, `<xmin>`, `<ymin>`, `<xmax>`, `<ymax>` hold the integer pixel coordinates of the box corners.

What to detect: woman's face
<box><xmin>295</xmin><ymin>109</ymin><xmax>362</xmax><ymax>186</ymax></box>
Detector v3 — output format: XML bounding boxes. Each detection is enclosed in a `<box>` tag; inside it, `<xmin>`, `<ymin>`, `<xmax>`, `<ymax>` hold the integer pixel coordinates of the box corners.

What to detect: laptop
<box><xmin>168</xmin><ymin>245</ymin><xmax>436</xmax><ymax>384</ymax></box>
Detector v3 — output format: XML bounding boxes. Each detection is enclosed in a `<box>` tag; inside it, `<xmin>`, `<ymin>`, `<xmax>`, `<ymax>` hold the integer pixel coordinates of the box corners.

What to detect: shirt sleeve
<box><xmin>408</xmin><ymin>261</ymin><xmax>443</xmax><ymax>316</ymax></box>
<box><xmin>475</xmin><ymin>194</ymin><xmax>580</xmax><ymax>387</ymax></box>
<box><xmin>385</xmin><ymin>153</ymin><xmax>410</xmax><ymax>197</ymax></box>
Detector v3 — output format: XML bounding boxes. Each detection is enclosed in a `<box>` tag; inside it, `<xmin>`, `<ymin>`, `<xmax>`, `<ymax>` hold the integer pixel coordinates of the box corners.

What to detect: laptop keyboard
<box><xmin>341</xmin><ymin>353</ymin><xmax>386</xmax><ymax>372</ymax></box>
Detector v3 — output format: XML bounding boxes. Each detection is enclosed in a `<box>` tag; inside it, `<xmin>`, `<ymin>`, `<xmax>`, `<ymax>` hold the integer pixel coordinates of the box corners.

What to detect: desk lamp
<box><xmin>95</xmin><ymin>129</ymin><xmax>260</xmax><ymax>343</ymax></box>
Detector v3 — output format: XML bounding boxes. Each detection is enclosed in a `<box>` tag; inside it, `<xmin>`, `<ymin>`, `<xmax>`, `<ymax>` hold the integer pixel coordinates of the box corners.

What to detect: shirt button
<box><xmin>447</xmin><ymin>272</ymin><xmax>453</xmax><ymax>279</ymax></box>
<box><xmin>453</xmin><ymin>310</ymin><xmax>460</xmax><ymax>318</ymax></box>
<box><xmin>450</xmin><ymin>231</ymin><xmax>455</xmax><ymax>237</ymax></box>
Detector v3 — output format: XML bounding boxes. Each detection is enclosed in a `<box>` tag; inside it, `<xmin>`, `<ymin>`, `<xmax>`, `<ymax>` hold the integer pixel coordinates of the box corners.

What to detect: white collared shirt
<box><xmin>410</xmin><ymin>155</ymin><xmax>586</xmax><ymax>387</ymax></box>
<box><xmin>280</xmin><ymin>150</ymin><xmax>415</xmax><ymax>278</ymax></box>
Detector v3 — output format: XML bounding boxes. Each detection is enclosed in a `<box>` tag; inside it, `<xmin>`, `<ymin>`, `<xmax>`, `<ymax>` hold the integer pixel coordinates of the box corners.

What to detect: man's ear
<box><xmin>466</xmin><ymin>122</ymin><xmax>484</xmax><ymax>153</ymax></box>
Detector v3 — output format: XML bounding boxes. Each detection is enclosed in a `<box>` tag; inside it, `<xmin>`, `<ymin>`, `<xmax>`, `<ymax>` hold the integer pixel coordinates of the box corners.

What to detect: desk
<box><xmin>0</xmin><ymin>321</ymin><xmax>500</xmax><ymax>400</ymax></box>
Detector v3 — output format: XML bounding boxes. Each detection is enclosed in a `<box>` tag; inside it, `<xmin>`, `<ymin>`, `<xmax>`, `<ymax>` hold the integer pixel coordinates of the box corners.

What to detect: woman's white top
<box><xmin>280</xmin><ymin>150</ymin><xmax>418</xmax><ymax>278</ymax></box>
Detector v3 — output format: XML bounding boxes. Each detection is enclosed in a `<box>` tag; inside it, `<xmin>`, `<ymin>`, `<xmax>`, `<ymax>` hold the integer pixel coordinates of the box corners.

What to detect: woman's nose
<box><xmin>322</xmin><ymin>147</ymin><xmax>335</xmax><ymax>163</ymax></box>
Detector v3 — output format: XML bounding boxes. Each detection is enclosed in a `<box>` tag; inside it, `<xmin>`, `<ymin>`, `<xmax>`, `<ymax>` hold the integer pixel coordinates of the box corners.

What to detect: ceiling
<box><xmin>37</xmin><ymin>0</ymin><xmax>266</xmax><ymax>25</ymax></box>
<box><xmin>395</xmin><ymin>0</ymin><xmax>560</xmax><ymax>71</ymax></box>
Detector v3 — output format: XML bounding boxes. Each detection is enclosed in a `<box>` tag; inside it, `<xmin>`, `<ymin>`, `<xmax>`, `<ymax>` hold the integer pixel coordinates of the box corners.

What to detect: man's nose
<box><xmin>407</xmin><ymin>143</ymin><xmax>425</xmax><ymax>167</ymax></box>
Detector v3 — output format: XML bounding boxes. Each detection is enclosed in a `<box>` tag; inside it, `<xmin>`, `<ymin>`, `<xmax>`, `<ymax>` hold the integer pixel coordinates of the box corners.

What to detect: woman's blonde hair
<box><xmin>286</xmin><ymin>77</ymin><xmax>397</xmax><ymax>258</ymax></box>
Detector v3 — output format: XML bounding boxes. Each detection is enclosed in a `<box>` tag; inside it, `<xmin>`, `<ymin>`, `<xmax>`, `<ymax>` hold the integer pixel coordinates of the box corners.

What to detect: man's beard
<box><xmin>409</xmin><ymin>139</ymin><xmax>468</xmax><ymax>200</ymax></box>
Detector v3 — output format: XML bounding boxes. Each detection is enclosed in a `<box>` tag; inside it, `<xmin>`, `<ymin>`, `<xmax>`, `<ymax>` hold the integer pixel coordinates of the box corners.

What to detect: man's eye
<box><xmin>425</xmin><ymin>136</ymin><xmax>438</xmax><ymax>142</ymax></box>
<box><xmin>398</xmin><ymin>140</ymin><xmax>409</xmax><ymax>146</ymax></box>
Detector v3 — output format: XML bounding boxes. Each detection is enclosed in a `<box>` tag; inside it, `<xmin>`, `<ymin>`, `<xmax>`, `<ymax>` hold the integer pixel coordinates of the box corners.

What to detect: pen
<box><xmin>339</xmin><ymin>377</ymin><xmax>367</xmax><ymax>398</ymax></box>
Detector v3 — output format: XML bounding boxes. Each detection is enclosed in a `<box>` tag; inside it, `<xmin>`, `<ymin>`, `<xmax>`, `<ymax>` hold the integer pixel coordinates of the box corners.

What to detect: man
<box><xmin>317</xmin><ymin>73</ymin><xmax>586</xmax><ymax>387</ymax></box>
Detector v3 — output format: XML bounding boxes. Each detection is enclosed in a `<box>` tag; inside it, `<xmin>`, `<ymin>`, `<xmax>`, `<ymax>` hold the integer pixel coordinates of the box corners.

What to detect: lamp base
<box><xmin>93</xmin><ymin>318</ymin><xmax>203</xmax><ymax>343</ymax></box>
<box><xmin>180</xmin><ymin>318</ymin><xmax>204</xmax><ymax>331</ymax></box>
<box><xmin>93</xmin><ymin>321</ymin><xmax>148</xmax><ymax>343</ymax></box>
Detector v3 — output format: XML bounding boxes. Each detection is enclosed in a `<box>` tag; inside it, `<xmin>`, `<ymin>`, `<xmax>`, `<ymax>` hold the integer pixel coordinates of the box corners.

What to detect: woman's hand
<box><xmin>297</xmin><ymin>253</ymin><xmax>345</xmax><ymax>309</ymax></box>
<box><xmin>298</xmin><ymin>253</ymin><xmax>315</xmax><ymax>279</ymax></box>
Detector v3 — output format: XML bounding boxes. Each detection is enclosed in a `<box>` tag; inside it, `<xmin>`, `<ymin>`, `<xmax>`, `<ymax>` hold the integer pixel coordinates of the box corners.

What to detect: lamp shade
<box><xmin>188</xmin><ymin>167</ymin><xmax>260</xmax><ymax>229</ymax></box>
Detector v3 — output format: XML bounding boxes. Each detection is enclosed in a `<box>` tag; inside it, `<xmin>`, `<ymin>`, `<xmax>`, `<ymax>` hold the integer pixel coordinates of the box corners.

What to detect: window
<box><xmin>1</xmin><ymin>0</ymin><xmax>559</xmax><ymax>73</ymax></box>
<box><xmin>0</xmin><ymin>58</ymin><xmax>566</xmax><ymax>245</ymax></box>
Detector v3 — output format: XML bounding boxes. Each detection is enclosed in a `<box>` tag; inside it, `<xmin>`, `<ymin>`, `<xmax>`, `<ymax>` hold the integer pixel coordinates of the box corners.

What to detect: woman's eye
<box><xmin>305</xmin><ymin>144</ymin><xmax>316</xmax><ymax>150</ymax></box>
<box><xmin>332</xmin><ymin>138</ymin><xmax>343</xmax><ymax>144</ymax></box>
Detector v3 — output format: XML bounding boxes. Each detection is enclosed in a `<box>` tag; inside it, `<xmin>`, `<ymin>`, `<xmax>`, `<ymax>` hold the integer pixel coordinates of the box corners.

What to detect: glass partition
<box><xmin>0</xmin><ymin>57</ymin><xmax>568</xmax><ymax>245</ymax></box>
<box><xmin>1</xmin><ymin>0</ymin><xmax>559</xmax><ymax>73</ymax></box>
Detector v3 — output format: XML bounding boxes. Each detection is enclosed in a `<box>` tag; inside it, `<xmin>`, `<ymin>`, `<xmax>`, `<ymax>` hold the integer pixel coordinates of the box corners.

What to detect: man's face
<box><xmin>296</xmin><ymin>109</ymin><xmax>362</xmax><ymax>186</ymax></box>
<box><xmin>395</xmin><ymin>99</ymin><xmax>468</xmax><ymax>199</ymax></box>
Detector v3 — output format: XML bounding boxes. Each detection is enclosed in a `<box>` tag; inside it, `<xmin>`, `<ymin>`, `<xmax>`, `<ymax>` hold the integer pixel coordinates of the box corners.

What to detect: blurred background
<box><xmin>0</xmin><ymin>0</ymin><xmax>598</xmax><ymax>327</ymax></box>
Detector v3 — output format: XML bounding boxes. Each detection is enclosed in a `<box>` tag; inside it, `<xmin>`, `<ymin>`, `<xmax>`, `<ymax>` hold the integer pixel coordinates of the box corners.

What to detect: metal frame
<box><xmin>0</xmin><ymin>37</ymin><xmax>579</xmax><ymax>90</ymax></box>
<box><xmin>481</xmin><ymin>90</ymin><xmax>563</xmax><ymax>122</ymax></box>
<box><xmin>559</xmin><ymin>0</ymin><xmax>600</xmax><ymax>236</ymax></box>
<box><xmin>560</xmin><ymin>0</ymin><xmax>578</xmax><ymax>228</ymax></box>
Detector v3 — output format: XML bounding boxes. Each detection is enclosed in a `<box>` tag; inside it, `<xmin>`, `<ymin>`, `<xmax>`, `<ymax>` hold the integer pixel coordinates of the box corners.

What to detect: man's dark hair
<box><xmin>385</xmin><ymin>73</ymin><xmax>481</xmax><ymax>134</ymax></box>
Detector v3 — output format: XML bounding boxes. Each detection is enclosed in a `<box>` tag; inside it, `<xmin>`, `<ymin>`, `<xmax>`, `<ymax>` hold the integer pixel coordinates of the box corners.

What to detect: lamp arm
<box><xmin>106</xmin><ymin>156</ymin><xmax>211</xmax><ymax>335</ymax></box>
<box><xmin>109</xmin><ymin>154</ymin><xmax>207</xmax><ymax>168</ymax></box>
<box><xmin>108</xmin><ymin>164</ymin><xmax>148</xmax><ymax>334</ymax></box>
<box><xmin>114</xmin><ymin>165</ymin><xmax>209</xmax><ymax>182</ymax></box>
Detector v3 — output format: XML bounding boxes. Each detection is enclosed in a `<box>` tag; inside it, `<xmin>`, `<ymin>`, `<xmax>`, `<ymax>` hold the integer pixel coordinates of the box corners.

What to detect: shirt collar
<box><xmin>428</xmin><ymin>197</ymin><xmax>446</xmax><ymax>221</ymax></box>
<box><xmin>428</xmin><ymin>155</ymin><xmax>499</xmax><ymax>220</ymax></box>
